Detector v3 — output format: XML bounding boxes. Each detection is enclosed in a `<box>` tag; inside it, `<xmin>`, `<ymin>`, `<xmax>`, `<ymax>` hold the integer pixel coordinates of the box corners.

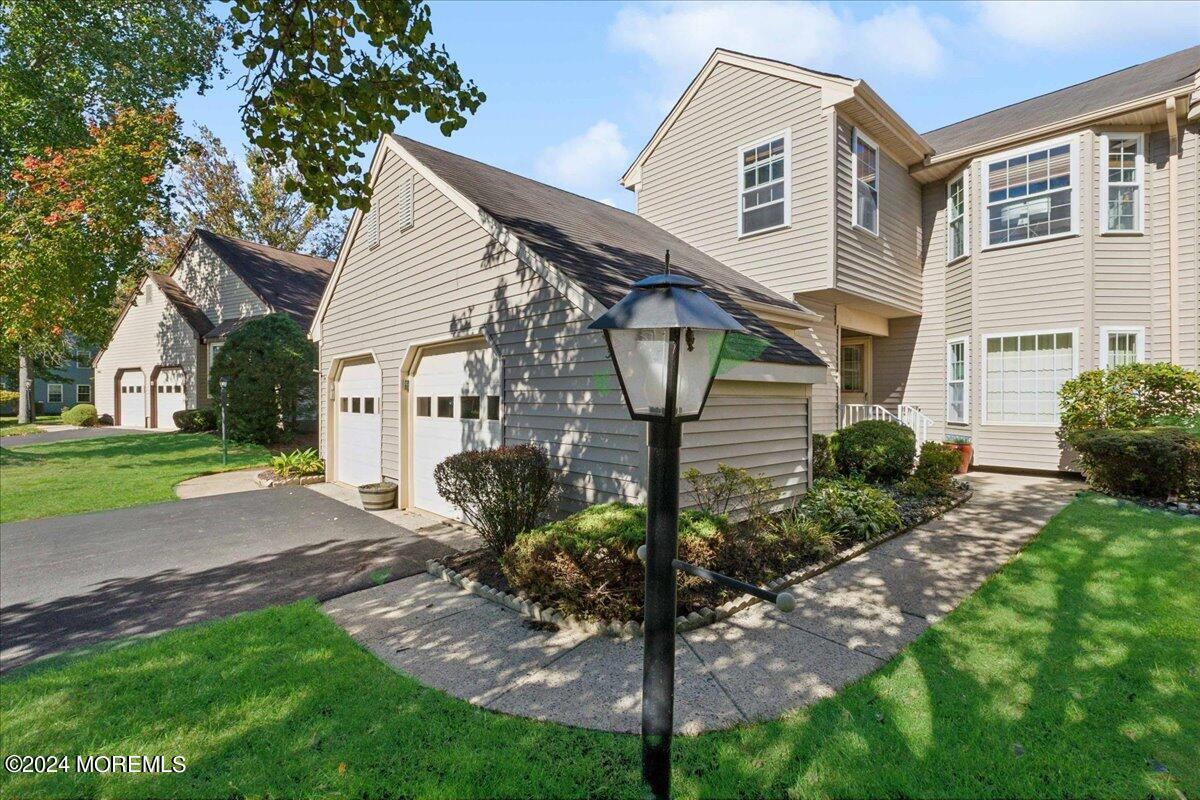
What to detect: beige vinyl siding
<box><xmin>681</xmin><ymin>381</ymin><xmax>810</xmax><ymax>509</ymax></box>
<box><xmin>791</xmin><ymin>298</ymin><xmax>839</xmax><ymax>436</ymax></box>
<box><xmin>1180</xmin><ymin>123</ymin><xmax>1199</xmax><ymax>369</ymax></box>
<box><xmin>93</xmin><ymin>283</ymin><xmax>200</xmax><ymax>423</ymax></box>
<box><xmin>834</xmin><ymin>118</ymin><xmax>923</xmax><ymax>314</ymax></box>
<box><xmin>317</xmin><ymin>151</ymin><xmax>643</xmax><ymax>513</ymax></box>
<box><xmin>635</xmin><ymin>62</ymin><xmax>831</xmax><ymax>298</ymax></box>
<box><xmin>174</xmin><ymin>240</ymin><xmax>269</xmax><ymax>325</ymax></box>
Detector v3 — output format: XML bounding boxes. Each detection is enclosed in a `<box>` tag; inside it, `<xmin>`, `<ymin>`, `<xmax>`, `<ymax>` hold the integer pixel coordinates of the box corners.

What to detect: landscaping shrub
<box><xmin>173</xmin><ymin>407</ymin><xmax>216</xmax><ymax>432</ymax></box>
<box><xmin>0</xmin><ymin>389</ymin><xmax>18</xmax><ymax>405</ymax></box>
<box><xmin>684</xmin><ymin>463</ymin><xmax>779</xmax><ymax>525</ymax></box>
<box><xmin>434</xmin><ymin>444</ymin><xmax>558</xmax><ymax>556</ymax></box>
<box><xmin>811</xmin><ymin>433</ymin><xmax>836</xmax><ymax>480</ymax></box>
<box><xmin>797</xmin><ymin>478</ymin><xmax>902</xmax><ymax>541</ymax></box>
<box><xmin>269</xmin><ymin>447</ymin><xmax>324</xmax><ymax>478</ymax></box>
<box><xmin>1059</xmin><ymin>362</ymin><xmax>1200</xmax><ymax>437</ymax></box>
<box><xmin>208</xmin><ymin>313</ymin><xmax>317</xmax><ymax>445</ymax></box>
<box><xmin>902</xmin><ymin>441</ymin><xmax>961</xmax><ymax>496</ymax></box>
<box><xmin>97</xmin><ymin>413</ymin><xmax>113</xmax><ymax>426</ymax></box>
<box><xmin>832</xmin><ymin>419</ymin><xmax>916</xmax><ymax>483</ymax></box>
<box><xmin>60</xmin><ymin>403</ymin><xmax>97</xmax><ymax>427</ymax></box>
<box><xmin>502</xmin><ymin>503</ymin><xmax>729</xmax><ymax>621</ymax></box>
<box><xmin>1067</xmin><ymin>426</ymin><xmax>1199</xmax><ymax>500</ymax></box>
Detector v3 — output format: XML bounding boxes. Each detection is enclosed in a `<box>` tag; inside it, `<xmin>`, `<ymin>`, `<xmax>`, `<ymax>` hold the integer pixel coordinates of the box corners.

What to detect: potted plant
<box><xmin>945</xmin><ymin>435</ymin><xmax>973</xmax><ymax>474</ymax></box>
<box><xmin>359</xmin><ymin>481</ymin><xmax>398</xmax><ymax>510</ymax></box>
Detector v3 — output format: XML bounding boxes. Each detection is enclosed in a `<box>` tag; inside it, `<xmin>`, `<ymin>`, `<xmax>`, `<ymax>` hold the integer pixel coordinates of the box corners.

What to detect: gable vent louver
<box><xmin>364</xmin><ymin>198</ymin><xmax>380</xmax><ymax>249</ymax></box>
<box><xmin>398</xmin><ymin>175</ymin><xmax>414</xmax><ymax>232</ymax></box>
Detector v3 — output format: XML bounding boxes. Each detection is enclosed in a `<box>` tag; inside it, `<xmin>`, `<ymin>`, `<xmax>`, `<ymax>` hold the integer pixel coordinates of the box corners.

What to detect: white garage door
<box><xmin>411</xmin><ymin>343</ymin><xmax>503</xmax><ymax>520</ymax></box>
<box><xmin>335</xmin><ymin>360</ymin><xmax>382</xmax><ymax>487</ymax></box>
<box><xmin>119</xmin><ymin>371</ymin><xmax>146</xmax><ymax>428</ymax></box>
<box><xmin>155</xmin><ymin>369</ymin><xmax>186</xmax><ymax>429</ymax></box>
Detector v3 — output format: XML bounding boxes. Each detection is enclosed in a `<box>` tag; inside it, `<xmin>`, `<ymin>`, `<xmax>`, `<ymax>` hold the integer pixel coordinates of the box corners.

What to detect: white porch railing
<box><xmin>841</xmin><ymin>403</ymin><xmax>933</xmax><ymax>449</ymax></box>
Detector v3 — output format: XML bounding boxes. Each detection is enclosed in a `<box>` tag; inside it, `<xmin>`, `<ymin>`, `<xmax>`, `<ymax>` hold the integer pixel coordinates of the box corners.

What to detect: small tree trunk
<box><xmin>17</xmin><ymin>350</ymin><xmax>33</xmax><ymax>424</ymax></box>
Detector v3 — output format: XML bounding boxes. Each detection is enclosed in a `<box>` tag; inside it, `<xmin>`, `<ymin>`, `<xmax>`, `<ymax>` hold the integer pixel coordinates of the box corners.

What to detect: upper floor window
<box><xmin>1100</xmin><ymin>133</ymin><xmax>1143</xmax><ymax>234</ymax></box>
<box><xmin>738</xmin><ymin>133</ymin><xmax>788</xmax><ymax>236</ymax></box>
<box><xmin>947</xmin><ymin>174</ymin><xmax>967</xmax><ymax>262</ymax></box>
<box><xmin>984</xmin><ymin>137</ymin><xmax>1075</xmax><ymax>248</ymax></box>
<box><xmin>852</xmin><ymin>129</ymin><xmax>879</xmax><ymax>234</ymax></box>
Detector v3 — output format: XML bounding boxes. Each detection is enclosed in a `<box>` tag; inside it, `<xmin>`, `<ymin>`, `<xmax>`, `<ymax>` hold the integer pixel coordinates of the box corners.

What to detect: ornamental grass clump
<box><xmin>434</xmin><ymin>444</ymin><xmax>558</xmax><ymax>556</ymax></box>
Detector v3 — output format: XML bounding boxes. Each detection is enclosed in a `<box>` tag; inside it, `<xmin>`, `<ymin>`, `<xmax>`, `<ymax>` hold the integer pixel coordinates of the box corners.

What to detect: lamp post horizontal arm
<box><xmin>637</xmin><ymin>545</ymin><xmax>795</xmax><ymax>612</ymax></box>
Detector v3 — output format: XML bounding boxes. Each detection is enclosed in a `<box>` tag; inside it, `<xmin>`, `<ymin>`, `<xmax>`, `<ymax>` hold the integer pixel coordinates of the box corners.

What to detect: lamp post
<box><xmin>591</xmin><ymin>267</ymin><xmax>795</xmax><ymax>799</ymax></box>
<box><xmin>218</xmin><ymin>376</ymin><xmax>229</xmax><ymax>466</ymax></box>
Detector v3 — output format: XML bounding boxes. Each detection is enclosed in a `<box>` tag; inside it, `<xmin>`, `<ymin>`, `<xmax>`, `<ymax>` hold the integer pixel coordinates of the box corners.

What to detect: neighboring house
<box><xmin>311</xmin><ymin>44</ymin><xmax>1199</xmax><ymax>519</ymax></box>
<box><xmin>622</xmin><ymin>45</ymin><xmax>1200</xmax><ymax>471</ymax></box>
<box><xmin>310</xmin><ymin>136</ymin><xmax>826</xmax><ymax>517</ymax></box>
<box><xmin>93</xmin><ymin>229</ymin><xmax>334</xmax><ymax>429</ymax></box>
<box><xmin>0</xmin><ymin>339</ymin><xmax>95</xmax><ymax>415</ymax></box>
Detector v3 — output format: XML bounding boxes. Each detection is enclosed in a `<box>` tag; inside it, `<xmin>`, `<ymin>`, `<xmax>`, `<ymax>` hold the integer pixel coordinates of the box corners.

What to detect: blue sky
<box><xmin>176</xmin><ymin>1</ymin><xmax>1200</xmax><ymax>211</ymax></box>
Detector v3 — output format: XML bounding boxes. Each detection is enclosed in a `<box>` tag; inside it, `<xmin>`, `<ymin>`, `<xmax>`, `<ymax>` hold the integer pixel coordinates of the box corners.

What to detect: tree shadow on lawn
<box><xmin>0</xmin><ymin>534</ymin><xmax>451</xmax><ymax>673</ymax></box>
<box><xmin>673</xmin><ymin>495</ymin><xmax>1199</xmax><ymax>798</ymax></box>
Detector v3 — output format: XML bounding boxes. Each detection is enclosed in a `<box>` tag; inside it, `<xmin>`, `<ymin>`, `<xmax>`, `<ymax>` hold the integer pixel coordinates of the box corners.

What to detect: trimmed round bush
<box><xmin>60</xmin><ymin>403</ymin><xmax>98</xmax><ymax>427</ymax></box>
<box><xmin>797</xmin><ymin>478</ymin><xmax>902</xmax><ymax>541</ymax></box>
<box><xmin>502</xmin><ymin>503</ymin><xmax>729</xmax><ymax>621</ymax></box>
<box><xmin>1067</xmin><ymin>426</ymin><xmax>1198</xmax><ymax>500</ymax></box>
<box><xmin>434</xmin><ymin>444</ymin><xmax>558</xmax><ymax>556</ymax></box>
<box><xmin>902</xmin><ymin>441</ymin><xmax>961</xmax><ymax>496</ymax></box>
<box><xmin>833</xmin><ymin>419</ymin><xmax>916</xmax><ymax>483</ymax></box>
<box><xmin>173</xmin><ymin>407</ymin><xmax>217</xmax><ymax>432</ymax></box>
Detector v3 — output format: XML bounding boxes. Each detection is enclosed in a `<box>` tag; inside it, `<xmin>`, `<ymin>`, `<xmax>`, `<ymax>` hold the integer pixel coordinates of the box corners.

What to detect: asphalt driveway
<box><xmin>0</xmin><ymin>487</ymin><xmax>454</xmax><ymax>672</ymax></box>
<box><xmin>1</xmin><ymin>425</ymin><xmax>158</xmax><ymax>448</ymax></box>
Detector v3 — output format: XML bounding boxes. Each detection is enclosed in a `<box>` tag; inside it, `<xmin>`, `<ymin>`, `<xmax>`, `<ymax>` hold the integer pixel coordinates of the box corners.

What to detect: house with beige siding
<box><xmin>94</xmin><ymin>230</ymin><xmax>333</xmax><ymax>429</ymax></box>
<box><xmin>624</xmin><ymin>45</ymin><xmax>1199</xmax><ymax>472</ymax></box>
<box><xmin>311</xmin><ymin>45</ymin><xmax>1198</xmax><ymax>519</ymax></box>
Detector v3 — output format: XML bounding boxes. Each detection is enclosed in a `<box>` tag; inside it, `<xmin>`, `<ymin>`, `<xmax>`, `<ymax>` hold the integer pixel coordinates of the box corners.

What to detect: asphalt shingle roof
<box><xmin>393</xmin><ymin>135</ymin><xmax>825</xmax><ymax>368</ymax></box>
<box><xmin>923</xmin><ymin>45</ymin><xmax>1200</xmax><ymax>154</ymax></box>
<box><xmin>195</xmin><ymin>229</ymin><xmax>335</xmax><ymax>331</ymax></box>
<box><xmin>146</xmin><ymin>272</ymin><xmax>213</xmax><ymax>336</ymax></box>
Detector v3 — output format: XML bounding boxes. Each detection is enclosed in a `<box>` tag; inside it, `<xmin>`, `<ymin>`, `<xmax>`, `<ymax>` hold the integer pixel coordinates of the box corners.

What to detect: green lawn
<box><xmin>0</xmin><ymin>415</ymin><xmax>61</xmax><ymax>437</ymax></box>
<box><xmin>0</xmin><ymin>433</ymin><xmax>269</xmax><ymax>523</ymax></box>
<box><xmin>1</xmin><ymin>494</ymin><xmax>1196</xmax><ymax>799</ymax></box>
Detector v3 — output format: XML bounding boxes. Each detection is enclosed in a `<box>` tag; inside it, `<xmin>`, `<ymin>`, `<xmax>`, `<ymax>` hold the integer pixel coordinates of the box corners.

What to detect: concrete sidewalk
<box><xmin>323</xmin><ymin>472</ymin><xmax>1079</xmax><ymax>733</ymax></box>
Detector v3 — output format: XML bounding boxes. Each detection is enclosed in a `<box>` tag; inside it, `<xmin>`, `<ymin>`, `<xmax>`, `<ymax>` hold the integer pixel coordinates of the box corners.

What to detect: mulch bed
<box><xmin>442</xmin><ymin>548</ymin><xmax>513</xmax><ymax>594</ymax></box>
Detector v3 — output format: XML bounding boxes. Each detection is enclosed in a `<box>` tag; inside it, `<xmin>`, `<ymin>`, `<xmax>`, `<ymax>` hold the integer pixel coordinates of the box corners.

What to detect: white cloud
<box><xmin>609</xmin><ymin>1</ymin><xmax>948</xmax><ymax>87</ymax></box>
<box><xmin>976</xmin><ymin>1</ymin><xmax>1200</xmax><ymax>49</ymax></box>
<box><xmin>535</xmin><ymin>120</ymin><xmax>630</xmax><ymax>197</ymax></box>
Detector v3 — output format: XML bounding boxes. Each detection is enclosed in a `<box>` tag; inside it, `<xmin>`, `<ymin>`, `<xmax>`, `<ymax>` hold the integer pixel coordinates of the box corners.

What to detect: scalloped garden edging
<box><xmin>255</xmin><ymin>470</ymin><xmax>325</xmax><ymax>488</ymax></box>
<box><xmin>426</xmin><ymin>485</ymin><xmax>973</xmax><ymax>638</ymax></box>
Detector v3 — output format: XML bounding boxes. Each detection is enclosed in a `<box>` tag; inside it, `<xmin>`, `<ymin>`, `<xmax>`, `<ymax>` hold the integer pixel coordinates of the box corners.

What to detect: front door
<box><xmin>840</xmin><ymin>337</ymin><xmax>871</xmax><ymax>405</ymax></box>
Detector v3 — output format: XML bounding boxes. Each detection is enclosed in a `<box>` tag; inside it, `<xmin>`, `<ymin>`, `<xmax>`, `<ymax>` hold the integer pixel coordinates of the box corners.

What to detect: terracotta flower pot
<box><xmin>949</xmin><ymin>443</ymin><xmax>973</xmax><ymax>474</ymax></box>
<box><xmin>359</xmin><ymin>481</ymin><xmax>397</xmax><ymax>511</ymax></box>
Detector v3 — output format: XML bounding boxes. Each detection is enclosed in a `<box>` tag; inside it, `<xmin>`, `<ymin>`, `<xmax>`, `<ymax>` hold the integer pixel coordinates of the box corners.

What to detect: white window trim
<box><xmin>946</xmin><ymin>337</ymin><xmax>969</xmax><ymax>424</ymax></box>
<box><xmin>946</xmin><ymin>171</ymin><xmax>970</xmax><ymax>265</ymax></box>
<box><xmin>76</xmin><ymin>384</ymin><xmax>91</xmax><ymax>403</ymax></box>
<box><xmin>979</xmin><ymin>133</ymin><xmax>1080</xmax><ymax>252</ymax></box>
<box><xmin>851</xmin><ymin>128</ymin><xmax>880</xmax><ymax>236</ymax></box>
<box><xmin>208</xmin><ymin>341</ymin><xmax>223</xmax><ymax>366</ymax></box>
<box><xmin>980</xmin><ymin>328</ymin><xmax>1079</xmax><ymax>428</ymax></box>
<box><xmin>1099</xmin><ymin>132</ymin><xmax>1145</xmax><ymax>235</ymax></box>
<box><xmin>736</xmin><ymin>128</ymin><xmax>791</xmax><ymax>238</ymax></box>
<box><xmin>1099</xmin><ymin>325</ymin><xmax>1145</xmax><ymax>368</ymax></box>
<box><xmin>47</xmin><ymin>383</ymin><xmax>64</xmax><ymax>403</ymax></box>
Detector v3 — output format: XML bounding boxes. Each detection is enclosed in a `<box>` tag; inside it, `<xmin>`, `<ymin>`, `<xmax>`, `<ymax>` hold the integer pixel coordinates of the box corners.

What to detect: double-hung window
<box><xmin>739</xmin><ymin>133</ymin><xmax>788</xmax><ymax>235</ymax></box>
<box><xmin>1100</xmin><ymin>133</ymin><xmax>1143</xmax><ymax>233</ymax></box>
<box><xmin>946</xmin><ymin>339</ymin><xmax>968</xmax><ymax>424</ymax></box>
<box><xmin>983</xmin><ymin>331</ymin><xmax>1076</xmax><ymax>425</ymax></box>
<box><xmin>47</xmin><ymin>383</ymin><xmax>63</xmax><ymax>404</ymax></box>
<box><xmin>852</xmin><ymin>130</ymin><xmax>879</xmax><ymax>234</ymax></box>
<box><xmin>947</xmin><ymin>174</ymin><xmax>967</xmax><ymax>262</ymax></box>
<box><xmin>984</xmin><ymin>137</ymin><xmax>1075</xmax><ymax>247</ymax></box>
<box><xmin>76</xmin><ymin>384</ymin><xmax>91</xmax><ymax>403</ymax></box>
<box><xmin>1100</xmin><ymin>326</ymin><xmax>1144</xmax><ymax>368</ymax></box>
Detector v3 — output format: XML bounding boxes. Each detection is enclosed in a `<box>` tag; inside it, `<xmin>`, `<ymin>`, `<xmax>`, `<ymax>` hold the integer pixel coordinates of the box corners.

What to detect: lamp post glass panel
<box><xmin>589</xmin><ymin>271</ymin><xmax>745</xmax><ymax>799</ymax></box>
<box><xmin>218</xmin><ymin>376</ymin><xmax>229</xmax><ymax>466</ymax></box>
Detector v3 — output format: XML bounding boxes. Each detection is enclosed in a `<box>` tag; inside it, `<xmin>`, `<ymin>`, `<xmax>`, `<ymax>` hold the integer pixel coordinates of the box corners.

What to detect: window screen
<box><xmin>739</xmin><ymin>136</ymin><xmax>786</xmax><ymax>234</ymax></box>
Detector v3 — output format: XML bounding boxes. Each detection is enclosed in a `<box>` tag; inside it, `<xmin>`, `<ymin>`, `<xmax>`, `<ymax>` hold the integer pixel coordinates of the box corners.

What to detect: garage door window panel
<box><xmin>416</xmin><ymin>397</ymin><xmax>431</xmax><ymax>416</ymax></box>
<box><xmin>437</xmin><ymin>397</ymin><xmax>454</xmax><ymax>417</ymax></box>
<box><xmin>487</xmin><ymin>395</ymin><xmax>501</xmax><ymax>420</ymax></box>
<box><xmin>460</xmin><ymin>395</ymin><xmax>480</xmax><ymax>419</ymax></box>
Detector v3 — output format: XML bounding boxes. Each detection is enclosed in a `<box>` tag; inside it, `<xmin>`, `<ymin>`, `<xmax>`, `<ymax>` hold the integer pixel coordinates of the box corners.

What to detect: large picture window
<box><xmin>984</xmin><ymin>138</ymin><xmax>1075</xmax><ymax>247</ymax></box>
<box><xmin>739</xmin><ymin>133</ymin><xmax>788</xmax><ymax>235</ymax></box>
<box><xmin>983</xmin><ymin>331</ymin><xmax>1076</xmax><ymax>426</ymax></box>
<box><xmin>947</xmin><ymin>174</ymin><xmax>967</xmax><ymax>262</ymax></box>
<box><xmin>947</xmin><ymin>339</ymin><xmax>968</xmax><ymax>423</ymax></box>
<box><xmin>1100</xmin><ymin>133</ymin><xmax>1143</xmax><ymax>233</ymax></box>
<box><xmin>852</xmin><ymin>130</ymin><xmax>879</xmax><ymax>234</ymax></box>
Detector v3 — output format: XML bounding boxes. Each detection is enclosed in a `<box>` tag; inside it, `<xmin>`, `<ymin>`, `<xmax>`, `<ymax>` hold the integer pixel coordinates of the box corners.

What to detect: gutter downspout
<box><xmin>1166</xmin><ymin>97</ymin><xmax>1181</xmax><ymax>363</ymax></box>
